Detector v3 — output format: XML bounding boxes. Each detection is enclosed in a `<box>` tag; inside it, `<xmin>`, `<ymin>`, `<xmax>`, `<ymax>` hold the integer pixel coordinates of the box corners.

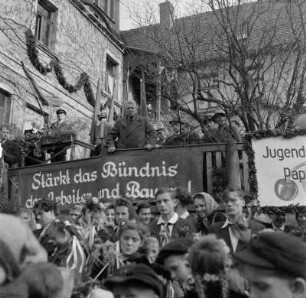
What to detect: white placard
<box><xmin>252</xmin><ymin>135</ymin><xmax>306</xmax><ymax>206</ymax></box>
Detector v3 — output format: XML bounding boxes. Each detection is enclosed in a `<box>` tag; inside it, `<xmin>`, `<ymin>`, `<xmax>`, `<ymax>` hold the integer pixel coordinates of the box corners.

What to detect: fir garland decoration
<box><xmin>25</xmin><ymin>29</ymin><xmax>53</xmax><ymax>74</ymax></box>
<box><xmin>25</xmin><ymin>29</ymin><xmax>95</xmax><ymax>107</ymax></box>
<box><xmin>245</xmin><ymin>130</ymin><xmax>306</xmax><ymax>214</ymax></box>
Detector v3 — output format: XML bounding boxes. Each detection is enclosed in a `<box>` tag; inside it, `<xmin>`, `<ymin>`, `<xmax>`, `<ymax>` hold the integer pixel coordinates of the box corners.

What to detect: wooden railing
<box><xmin>201</xmin><ymin>142</ymin><xmax>249</xmax><ymax>193</ymax></box>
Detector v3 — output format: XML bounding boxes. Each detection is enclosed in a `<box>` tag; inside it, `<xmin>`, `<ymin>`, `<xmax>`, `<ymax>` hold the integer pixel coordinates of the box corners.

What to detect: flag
<box><xmin>140</xmin><ymin>72</ymin><xmax>148</xmax><ymax>118</ymax></box>
<box><xmin>107</xmin><ymin>80</ymin><xmax>117</xmax><ymax>128</ymax></box>
<box><xmin>22</xmin><ymin>62</ymin><xmax>49</xmax><ymax>106</ymax></box>
<box><xmin>122</xmin><ymin>69</ymin><xmax>129</xmax><ymax>118</ymax></box>
<box><xmin>22</xmin><ymin>62</ymin><xmax>50</xmax><ymax>128</ymax></box>
<box><xmin>90</xmin><ymin>79</ymin><xmax>102</xmax><ymax>145</ymax></box>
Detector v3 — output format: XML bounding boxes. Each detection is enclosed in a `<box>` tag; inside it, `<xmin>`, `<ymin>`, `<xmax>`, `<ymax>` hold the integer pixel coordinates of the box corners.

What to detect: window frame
<box><xmin>0</xmin><ymin>88</ymin><xmax>12</xmax><ymax>126</ymax></box>
<box><xmin>105</xmin><ymin>54</ymin><xmax>119</xmax><ymax>95</ymax></box>
<box><xmin>35</xmin><ymin>0</ymin><xmax>57</xmax><ymax>49</ymax></box>
<box><xmin>94</xmin><ymin>0</ymin><xmax>115</xmax><ymax>21</ymax></box>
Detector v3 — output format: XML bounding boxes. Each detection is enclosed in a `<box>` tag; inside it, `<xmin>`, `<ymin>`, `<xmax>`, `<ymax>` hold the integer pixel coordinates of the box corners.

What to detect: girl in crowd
<box><xmin>49</xmin><ymin>216</ymin><xmax>87</xmax><ymax>284</ymax></box>
<box><xmin>88</xmin><ymin>220</ymin><xmax>147</xmax><ymax>281</ymax></box>
<box><xmin>105</xmin><ymin>204</ymin><xmax>115</xmax><ymax>226</ymax></box>
<box><xmin>17</xmin><ymin>207</ymin><xmax>37</xmax><ymax>231</ymax></box>
<box><xmin>193</xmin><ymin>192</ymin><xmax>226</xmax><ymax>236</ymax></box>
<box><xmin>188</xmin><ymin>235</ymin><xmax>247</xmax><ymax>298</ymax></box>
<box><xmin>117</xmin><ymin>221</ymin><xmax>147</xmax><ymax>266</ymax></box>
<box><xmin>136</xmin><ymin>201</ymin><xmax>152</xmax><ymax>226</ymax></box>
<box><xmin>142</xmin><ymin>236</ymin><xmax>160</xmax><ymax>264</ymax></box>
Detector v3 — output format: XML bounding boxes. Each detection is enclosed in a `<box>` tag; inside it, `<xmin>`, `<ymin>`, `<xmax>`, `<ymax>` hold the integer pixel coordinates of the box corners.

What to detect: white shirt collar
<box><xmin>180</xmin><ymin>210</ymin><xmax>190</xmax><ymax>219</ymax></box>
<box><xmin>272</xmin><ymin>223</ymin><xmax>284</xmax><ymax>231</ymax></box>
<box><xmin>157</xmin><ymin>212</ymin><xmax>179</xmax><ymax>225</ymax></box>
<box><xmin>221</xmin><ymin>218</ymin><xmax>231</xmax><ymax>228</ymax></box>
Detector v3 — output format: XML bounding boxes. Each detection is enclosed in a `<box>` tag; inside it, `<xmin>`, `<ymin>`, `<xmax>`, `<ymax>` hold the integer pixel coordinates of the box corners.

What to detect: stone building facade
<box><xmin>0</xmin><ymin>0</ymin><xmax>124</xmax><ymax>158</ymax></box>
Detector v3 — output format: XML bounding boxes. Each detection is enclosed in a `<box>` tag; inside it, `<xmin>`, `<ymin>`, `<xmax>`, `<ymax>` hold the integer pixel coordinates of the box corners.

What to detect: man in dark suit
<box><xmin>106</xmin><ymin>100</ymin><xmax>156</xmax><ymax>151</ymax></box>
<box><xmin>208</xmin><ymin>188</ymin><xmax>264</xmax><ymax>253</ymax></box>
<box><xmin>149</xmin><ymin>188</ymin><xmax>195</xmax><ymax>246</ymax></box>
<box><xmin>1</xmin><ymin>125</ymin><xmax>20</xmax><ymax>168</ymax></box>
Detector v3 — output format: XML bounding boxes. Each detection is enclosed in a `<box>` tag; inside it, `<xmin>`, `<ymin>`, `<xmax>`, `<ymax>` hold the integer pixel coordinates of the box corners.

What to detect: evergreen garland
<box><xmin>245</xmin><ymin>130</ymin><xmax>306</xmax><ymax>214</ymax></box>
<box><xmin>25</xmin><ymin>29</ymin><xmax>95</xmax><ymax>107</ymax></box>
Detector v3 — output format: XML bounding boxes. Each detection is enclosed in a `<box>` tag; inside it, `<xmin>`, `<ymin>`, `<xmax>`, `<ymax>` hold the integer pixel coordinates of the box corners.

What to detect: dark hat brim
<box><xmin>234</xmin><ymin>247</ymin><xmax>276</xmax><ymax>270</ymax></box>
<box><xmin>104</xmin><ymin>275</ymin><xmax>162</xmax><ymax>296</ymax></box>
<box><xmin>212</xmin><ymin>113</ymin><xmax>226</xmax><ymax>121</ymax></box>
<box><xmin>56</xmin><ymin>109</ymin><xmax>66</xmax><ymax>115</ymax></box>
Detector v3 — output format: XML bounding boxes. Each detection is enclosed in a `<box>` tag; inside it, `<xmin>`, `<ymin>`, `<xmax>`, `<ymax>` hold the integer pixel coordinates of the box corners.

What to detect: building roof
<box><xmin>121</xmin><ymin>1</ymin><xmax>306</xmax><ymax>64</ymax></box>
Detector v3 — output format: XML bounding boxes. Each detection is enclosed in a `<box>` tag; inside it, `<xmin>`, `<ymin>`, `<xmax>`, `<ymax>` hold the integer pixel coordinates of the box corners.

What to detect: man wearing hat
<box><xmin>51</xmin><ymin>108</ymin><xmax>68</xmax><ymax>132</ymax></box>
<box><xmin>212</xmin><ymin>112</ymin><xmax>241</xmax><ymax>142</ymax></box>
<box><xmin>156</xmin><ymin>238</ymin><xmax>198</xmax><ymax>298</ymax></box>
<box><xmin>104</xmin><ymin>263</ymin><xmax>163</xmax><ymax>298</ymax></box>
<box><xmin>50</xmin><ymin>109</ymin><xmax>68</xmax><ymax>161</ymax></box>
<box><xmin>235</xmin><ymin>231</ymin><xmax>306</xmax><ymax>298</ymax></box>
<box><xmin>165</xmin><ymin>118</ymin><xmax>201</xmax><ymax>146</ymax></box>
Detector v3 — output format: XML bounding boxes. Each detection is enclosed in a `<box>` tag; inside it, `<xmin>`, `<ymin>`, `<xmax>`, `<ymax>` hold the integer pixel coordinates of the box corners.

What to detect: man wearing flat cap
<box><xmin>50</xmin><ymin>109</ymin><xmax>69</xmax><ymax>162</ymax></box>
<box><xmin>235</xmin><ymin>231</ymin><xmax>306</xmax><ymax>298</ymax></box>
<box><xmin>104</xmin><ymin>263</ymin><xmax>163</xmax><ymax>298</ymax></box>
<box><xmin>165</xmin><ymin>118</ymin><xmax>201</xmax><ymax>146</ymax></box>
<box><xmin>212</xmin><ymin>112</ymin><xmax>241</xmax><ymax>142</ymax></box>
<box><xmin>51</xmin><ymin>109</ymin><xmax>68</xmax><ymax>133</ymax></box>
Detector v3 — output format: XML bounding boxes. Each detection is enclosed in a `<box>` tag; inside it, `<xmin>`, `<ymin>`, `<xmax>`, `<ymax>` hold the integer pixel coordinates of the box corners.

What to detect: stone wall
<box><xmin>0</xmin><ymin>0</ymin><xmax>124</xmax><ymax>157</ymax></box>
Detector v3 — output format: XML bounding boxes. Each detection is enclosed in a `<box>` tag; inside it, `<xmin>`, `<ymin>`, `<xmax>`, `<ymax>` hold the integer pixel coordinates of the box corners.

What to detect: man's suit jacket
<box><xmin>2</xmin><ymin>139</ymin><xmax>20</xmax><ymax>167</ymax></box>
<box><xmin>107</xmin><ymin>115</ymin><xmax>156</xmax><ymax>149</ymax></box>
<box><xmin>149</xmin><ymin>217</ymin><xmax>195</xmax><ymax>241</ymax></box>
<box><xmin>208</xmin><ymin>219</ymin><xmax>264</xmax><ymax>253</ymax></box>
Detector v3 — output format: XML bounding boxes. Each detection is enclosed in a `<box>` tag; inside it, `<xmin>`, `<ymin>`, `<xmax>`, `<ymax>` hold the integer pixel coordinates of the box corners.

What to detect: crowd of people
<box><xmin>1</xmin><ymin>187</ymin><xmax>306</xmax><ymax>298</ymax></box>
<box><xmin>1</xmin><ymin>100</ymin><xmax>306</xmax><ymax>297</ymax></box>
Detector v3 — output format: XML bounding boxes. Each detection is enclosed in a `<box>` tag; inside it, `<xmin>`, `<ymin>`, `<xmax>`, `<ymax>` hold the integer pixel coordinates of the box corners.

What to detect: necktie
<box><xmin>160</xmin><ymin>222</ymin><xmax>171</xmax><ymax>246</ymax></box>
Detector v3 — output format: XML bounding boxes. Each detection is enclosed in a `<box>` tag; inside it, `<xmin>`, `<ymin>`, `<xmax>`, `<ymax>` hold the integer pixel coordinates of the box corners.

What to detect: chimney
<box><xmin>159</xmin><ymin>1</ymin><xmax>174</xmax><ymax>29</ymax></box>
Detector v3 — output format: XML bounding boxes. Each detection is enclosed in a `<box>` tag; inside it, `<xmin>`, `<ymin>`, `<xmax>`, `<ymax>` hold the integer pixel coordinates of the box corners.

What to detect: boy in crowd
<box><xmin>156</xmin><ymin>238</ymin><xmax>198</xmax><ymax>298</ymax></box>
<box><xmin>235</xmin><ymin>231</ymin><xmax>306</xmax><ymax>298</ymax></box>
<box><xmin>208</xmin><ymin>188</ymin><xmax>264</xmax><ymax>253</ymax></box>
<box><xmin>149</xmin><ymin>188</ymin><xmax>195</xmax><ymax>246</ymax></box>
<box><xmin>114</xmin><ymin>198</ymin><xmax>136</xmax><ymax>225</ymax></box>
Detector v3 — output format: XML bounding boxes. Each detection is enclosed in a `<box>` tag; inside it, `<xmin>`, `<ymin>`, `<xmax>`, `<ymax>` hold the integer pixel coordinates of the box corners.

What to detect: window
<box><xmin>35</xmin><ymin>0</ymin><xmax>57</xmax><ymax>48</ymax></box>
<box><xmin>105</xmin><ymin>55</ymin><xmax>118</xmax><ymax>94</ymax></box>
<box><xmin>95</xmin><ymin>0</ymin><xmax>115</xmax><ymax>19</ymax></box>
<box><xmin>0</xmin><ymin>89</ymin><xmax>11</xmax><ymax>125</ymax></box>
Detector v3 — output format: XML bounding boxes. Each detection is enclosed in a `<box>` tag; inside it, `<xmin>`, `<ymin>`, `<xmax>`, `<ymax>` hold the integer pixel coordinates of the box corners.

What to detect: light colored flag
<box><xmin>140</xmin><ymin>72</ymin><xmax>148</xmax><ymax>118</ymax></box>
<box><xmin>90</xmin><ymin>79</ymin><xmax>102</xmax><ymax>145</ymax></box>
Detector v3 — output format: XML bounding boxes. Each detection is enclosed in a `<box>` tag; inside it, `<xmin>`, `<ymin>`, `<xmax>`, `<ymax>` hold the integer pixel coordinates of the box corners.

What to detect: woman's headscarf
<box><xmin>194</xmin><ymin>192</ymin><xmax>220</xmax><ymax>216</ymax></box>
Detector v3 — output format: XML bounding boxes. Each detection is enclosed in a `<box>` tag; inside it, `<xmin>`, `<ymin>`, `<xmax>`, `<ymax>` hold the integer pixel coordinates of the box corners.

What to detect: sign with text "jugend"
<box><xmin>10</xmin><ymin>146</ymin><xmax>204</xmax><ymax>209</ymax></box>
<box><xmin>252</xmin><ymin>135</ymin><xmax>306</xmax><ymax>206</ymax></box>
